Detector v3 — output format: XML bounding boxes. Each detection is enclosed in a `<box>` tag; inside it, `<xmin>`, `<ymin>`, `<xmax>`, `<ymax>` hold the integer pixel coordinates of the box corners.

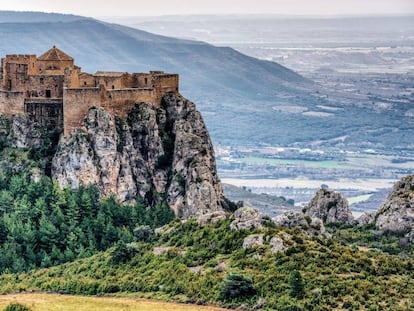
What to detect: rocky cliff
<box><xmin>303</xmin><ymin>188</ymin><xmax>354</xmax><ymax>224</ymax></box>
<box><xmin>51</xmin><ymin>93</ymin><xmax>226</xmax><ymax>218</ymax></box>
<box><xmin>375</xmin><ymin>174</ymin><xmax>414</xmax><ymax>235</ymax></box>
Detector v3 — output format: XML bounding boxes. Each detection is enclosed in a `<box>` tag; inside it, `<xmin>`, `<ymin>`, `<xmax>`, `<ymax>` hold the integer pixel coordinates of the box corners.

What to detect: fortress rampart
<box><xmin>0</xmin><ymin>46</ymin><xmax>179</xmax><ymax>136</ymax></box>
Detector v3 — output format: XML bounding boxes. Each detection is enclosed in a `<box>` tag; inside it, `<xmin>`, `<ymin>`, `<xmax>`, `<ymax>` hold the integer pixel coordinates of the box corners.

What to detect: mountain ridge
<box><xmin>0</xmin><ymin>12</ymin><xmax>308</xmax><ymax>100</ymax></box>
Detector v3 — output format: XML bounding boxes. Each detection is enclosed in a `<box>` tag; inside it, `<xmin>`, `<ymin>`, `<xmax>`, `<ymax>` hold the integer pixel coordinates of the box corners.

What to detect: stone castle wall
<box><xmin>0</xmin><ymin>47</ymin><xmax>180</xmax><ymax>137</ymax></box>
<box><xmin>63</xmin><ymin>86</ymin><xmax>160</xmax><ymax>135</ymax></box>
<box><xmin>26</xmin><ymin>75</ymin><xmax>65</xmax><ymax>98</ymax></box>
<box><xmin>63</xmin><ymin>87</ymin><xmax>103</xmax><ymax>136</ymax></box>
<box><xmin>0</xmin><ymin>91</ymin><xmax>25</xmax><ymax>115</ymax></box>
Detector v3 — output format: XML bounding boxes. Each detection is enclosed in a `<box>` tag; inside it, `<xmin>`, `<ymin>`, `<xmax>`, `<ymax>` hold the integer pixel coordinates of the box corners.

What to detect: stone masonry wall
<box><xmin>27</xmin><ymin>75</ymin><xmax>65</xmax><ymax>98</ymax></box>
<box><xmin>0</xmin><ymin>91</ymin><xmax>25</xmax><ymax>115</ymax></box>
<box><xmin>63</xmin><ymin>87</ymin><xmax>103</xmax><ymax>136</ymax></box>
<box><xmin>63</xmin><ymin>87</ymin><xmax>158</xmax><ymax>135</ymax></box>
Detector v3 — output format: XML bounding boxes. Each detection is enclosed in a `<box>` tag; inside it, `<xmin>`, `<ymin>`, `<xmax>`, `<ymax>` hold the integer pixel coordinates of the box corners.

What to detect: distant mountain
<box><xmin>0</xmin><ymin>11</ymin><xmax>86</xmax><ymax>23</ymax></box>
<box><xmin>0</xmin><ymin>11</ymin><xmax>412</xmax><ymax>152</ymax></box>
<box><xmin>0</xmin><ymin>11</ymin><xmax>308</xmax><ymax>102</ymax></box>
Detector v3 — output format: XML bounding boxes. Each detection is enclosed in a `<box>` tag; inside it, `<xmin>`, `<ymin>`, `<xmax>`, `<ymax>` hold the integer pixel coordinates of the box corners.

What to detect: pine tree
<box><xmin>289</xmin><ymin>270</ymin><xmax>305</xmax><ymax>298</ymax></box>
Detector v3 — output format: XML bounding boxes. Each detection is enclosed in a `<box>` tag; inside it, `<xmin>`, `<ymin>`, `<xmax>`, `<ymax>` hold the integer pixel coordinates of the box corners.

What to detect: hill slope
<box><xmin>1</xmin><ymin>219</ymin><xmax>413</xmax><ymax>310</ymax></box>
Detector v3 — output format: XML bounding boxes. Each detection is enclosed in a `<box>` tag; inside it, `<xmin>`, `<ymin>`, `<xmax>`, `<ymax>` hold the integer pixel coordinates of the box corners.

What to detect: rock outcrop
<box><xmin>375</xmin><ymin>175</ymin><xmax>414</xmax><ymax>234</ymax></box>
<box><xmin>357</xmin><ymin>211</ymin><xmax>376</xmax><ymax>227</ymax></box>
<box><xmin>273</xmin><ymin>211</ymin><xmax>328</xmax><ymax>238</ymax></box>
<box><xmin>303</xmin><ymin>188</ymin><xmax>354</xmax><ymax>224</ymax></box>
<box><xmin>230</xmin><ymin>207</ymin><xmax>263</xmax><ymax>230</ymax></box>
<box><xmin>0</xmin><ymin>114</ymin><xmax>48</xmax><ymax>150</ymax></box>
<box><xmin>52</xmin><ymin>93</ymin><xmax>226</xmax><ymax>219</ymax></box>
<box><xmin>0</xmin><ymin>114</ymin><xmax>54</xmax><ymax>176</ymax></box>
<box><xmin>242</xmin><ymin>234</ymin><xmax>264</xmax><ymax>250</ymax></box>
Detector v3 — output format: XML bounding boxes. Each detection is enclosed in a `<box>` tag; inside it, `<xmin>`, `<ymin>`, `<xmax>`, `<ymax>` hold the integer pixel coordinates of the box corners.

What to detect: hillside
<box><xmin>0</xmin><ymin>218</ymin><xmax>413</xmax><ymax>310</ymax></box>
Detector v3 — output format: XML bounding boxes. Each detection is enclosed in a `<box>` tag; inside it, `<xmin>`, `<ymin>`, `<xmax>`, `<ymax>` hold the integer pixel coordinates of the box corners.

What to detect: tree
<box><xmin>289</xmin><ymin>270</ymin><xmax>305</xmax><ymax>298</ymax></box>
<box><xmin>133</xmin><ymin>225</ymin><xmax>154</xmax><ymax>242</ymax></box>
<box><xmin>219</xmin><ymin>273</ymin><xmax>256</xmax><ymax>301</ymax></box>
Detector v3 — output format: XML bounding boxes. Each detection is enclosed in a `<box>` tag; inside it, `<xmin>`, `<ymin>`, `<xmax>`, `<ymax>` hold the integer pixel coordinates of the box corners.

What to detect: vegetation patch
<box><xmin>0</xmin><ymin>219</ymin><xmax>413</xmax><ymax>310</ymax></box>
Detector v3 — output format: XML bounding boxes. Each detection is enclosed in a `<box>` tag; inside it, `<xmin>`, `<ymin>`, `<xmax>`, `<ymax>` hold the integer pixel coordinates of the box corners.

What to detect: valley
<box><xmin>114</xmin><ymin>15</ymin><xmax>414</xmax><ymax>212</ymax></box>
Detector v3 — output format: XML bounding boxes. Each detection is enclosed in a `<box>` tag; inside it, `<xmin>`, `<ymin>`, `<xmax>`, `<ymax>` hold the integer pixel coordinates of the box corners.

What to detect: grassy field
<box><xmin>239</xmin><ymin>156</ymin><xmax>341</xmax><ymax>169</ymax></box>
<box><xmin>347</xmin><ymin>193</ymin><xmax>373</xmax><ymax>205</ymax></box>
<box><xmin>0</xmin><ymin>293</ymin><xmax>226</xmax><ymax>311</ymax></box>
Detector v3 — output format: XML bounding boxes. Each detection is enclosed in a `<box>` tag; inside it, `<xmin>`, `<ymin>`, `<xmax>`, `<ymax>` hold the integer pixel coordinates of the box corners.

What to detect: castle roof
<box><xmin>37</xmin><ymin>46</ymin><xmax>74</xmax><ymax>62</ymax></box>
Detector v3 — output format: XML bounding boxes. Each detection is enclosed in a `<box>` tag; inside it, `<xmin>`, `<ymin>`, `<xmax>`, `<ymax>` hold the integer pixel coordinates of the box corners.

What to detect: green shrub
<box><xmin>219</xmin><ymin>273</ymin><xmax>256</xmax><ymax>301</ymax></box>
<box><xmin>110</xmin><ymin>242</ymin><xmax>140</xmax><ymax>264</ymax></box>
<box><xmin>3</xmin><ymin>303</ymin><xmax>32</xmax><ymax>311</ymax></box>
<box><xmin>133</xmin><ymin>225</ymin><xmax>154</xmax><ymax>242</ymax></box>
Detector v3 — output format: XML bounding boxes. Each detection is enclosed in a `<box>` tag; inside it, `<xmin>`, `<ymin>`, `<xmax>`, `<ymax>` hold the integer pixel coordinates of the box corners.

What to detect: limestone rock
<box><xmin>357</xmin><ymin>211</ymin><xmax>376</xmax><ymax>227</ymax></box>
<box><xmin>303</xmin><ymin>188</ymin><xmax>354</xmax><ymax>224</ymax></box>
<box><xmin>0</xmin><ymin>114</ymin><xmax>51</xmax><ymax>175</ymax></box>
<box><xmin>273</xmin><ymin>211</ymin><xmax>308</xmax><ymax>229</ymax></box>
<box><xmin>197</xmin><ymin>211</ymin><xmax>228</xmax><ymax>226</ymax></box>
<box><xmin>269</xmin><ymin>236</ymin><xmax>287</xmax><ymax>253</ymax></box>
<box><xmin>52</xmin><ymin>93</ymin><xmax>225</xmax><ymax>218</ymax></box>
<box><xmin>242</xmin><ymin>234</ymin><xmax>264</xmax><ymax>250</ymax></box>
<box><xmin>375</xmin><ymin>175</ymin><xmax>414</xmax><ymax>233</ymax></box>
<box><xmin>230</xmin><ymin>207</ymin><xmax>262</xmax><ymax>230</ymax></box>
<box><xmin>0</xmin><ymin>114</ymin><xmax>47</xmax><ymax>149</ymax></box>
<box><xmin>273</xmin><ymin>211</ymin><xmax>328</xmax><ymax>237</ymax></box>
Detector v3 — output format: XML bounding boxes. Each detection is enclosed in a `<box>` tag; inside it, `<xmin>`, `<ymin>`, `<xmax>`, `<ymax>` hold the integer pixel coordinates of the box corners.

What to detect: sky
<box><xmin>1</xmin><ymin>0</ymin><xmax>413</xmax><ymax>17</ymax></box>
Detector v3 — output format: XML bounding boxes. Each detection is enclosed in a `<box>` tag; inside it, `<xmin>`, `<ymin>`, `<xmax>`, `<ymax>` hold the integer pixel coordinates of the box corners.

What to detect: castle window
<box><xmin>144</xmin><ymin>78</ymin><xmax>148</xmax><ymax>85</ymax></box>
<box><xmin>84</xmin><ymin>81</ymin><xmax>87</xmax><ymax>86</ymax></box>
<box><xmin>45</xmin><ymin>90</ymin><xmax>51</xmax><ymax>98</ymax></box>
<box><xmin>112</xmin><ymin>85</ymin><xmax>115</xmax><ymax>89</ymax></box>
<box><xmin>40</xmin><ymin>78</ymin><xmax>44</xmax><ymax>84</ymax></box>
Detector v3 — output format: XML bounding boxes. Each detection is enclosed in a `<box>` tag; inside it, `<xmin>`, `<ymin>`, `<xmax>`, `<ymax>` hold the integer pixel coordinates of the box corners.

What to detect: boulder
<box><xmin>273</xmin><ymin>211</ymin><xmax>328</xmax><ymax>237</ymax></box>
<box><xmin>357</xmin><ymin>211</ymin><xmax>376</xmax><ymax>227</ymax></box>
<box><xmin>230</xmin><ymin>207</ymin><xmax>262</xmax><ymax>230</ymax></box>
<box><xmin>269</xmin><ymin>236</ymin><xmax>287</xmax><ymax>253</ymax></box>
<box><xmin>303</xmin><ymin>188</ymin><xmax>354</xmax><ymax>224</ymax></box>
<box><xmin>242</xmin><ymin>234</ymin><xmax>264</xmax><ymax>249</ymax></box>
<box><xmin>197</xmin><ymin>211</ymin><xmax>228</xmax><ymax>226</ymax></box>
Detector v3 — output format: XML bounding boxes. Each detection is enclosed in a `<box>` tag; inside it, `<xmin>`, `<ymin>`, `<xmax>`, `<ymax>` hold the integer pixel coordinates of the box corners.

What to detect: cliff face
<box><xmin>0</xmin><ymin>114</ymin><xmax>46</xmax><ymax>149</ymax></box>
<box><xmin>51</xmin><ymin>93</ymin><xmax>225</xmax><ymax>218</ymax></box>
<box><xmin>375</xmin><ymin>174</ymin><xmax>414</xmax><ymax>234</ymax></box>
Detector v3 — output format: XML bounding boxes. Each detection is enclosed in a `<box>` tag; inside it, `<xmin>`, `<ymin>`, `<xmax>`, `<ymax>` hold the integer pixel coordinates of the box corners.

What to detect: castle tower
<box><xmin>36</xmin><ymin>46</ymin><xmax>75</xmax><ymax>75</ymax></box>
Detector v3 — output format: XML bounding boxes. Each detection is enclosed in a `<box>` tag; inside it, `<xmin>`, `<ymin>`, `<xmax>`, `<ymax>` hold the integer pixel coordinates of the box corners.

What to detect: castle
<box><xmin>0</xmin><ymin>46</ymin><xmax>179</xmax><ymax>135</ymax></box>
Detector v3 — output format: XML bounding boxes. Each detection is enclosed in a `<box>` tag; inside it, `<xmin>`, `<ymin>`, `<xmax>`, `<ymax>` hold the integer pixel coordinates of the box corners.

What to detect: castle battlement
<box><xmin>0</xmin><ymin>46</ymin><xmax>179</xmax><ymax>135</ymax></box>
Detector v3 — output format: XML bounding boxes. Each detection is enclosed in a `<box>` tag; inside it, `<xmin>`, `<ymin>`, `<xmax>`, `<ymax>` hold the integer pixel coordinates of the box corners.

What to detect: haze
<box><xmin>1</xmin><ymin>0</ymin><xmax>414</xmax><ymax>17</ymax></box>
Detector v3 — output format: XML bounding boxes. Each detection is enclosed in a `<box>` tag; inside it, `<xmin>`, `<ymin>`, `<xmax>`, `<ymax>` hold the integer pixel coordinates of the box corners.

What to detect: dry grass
<box><xmin>0</xmin><ymin>293</ymin><xmax>226</xmax><ymax>311</ymax></box>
